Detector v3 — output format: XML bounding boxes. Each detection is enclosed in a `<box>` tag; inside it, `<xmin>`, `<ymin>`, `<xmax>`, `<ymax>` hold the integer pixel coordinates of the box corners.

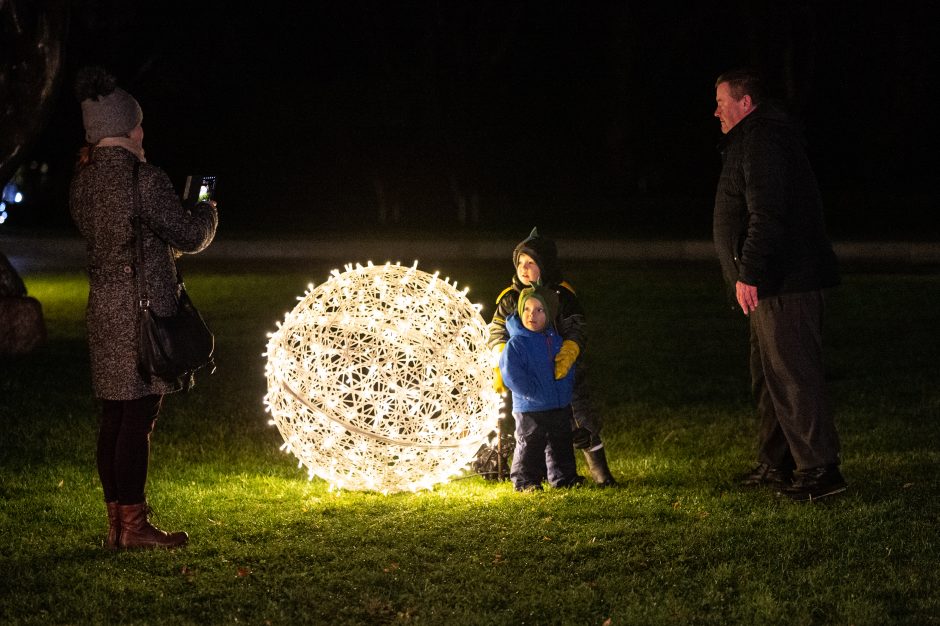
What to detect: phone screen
<box><xmin>197</xmin><ymin>176</ymin><xmax>216</xmax><ymax>202</ymax></box>
<box><xmin>183</xmin><ymin>175</ymin><xmax>216</xmax><ymax>206</ymax></box>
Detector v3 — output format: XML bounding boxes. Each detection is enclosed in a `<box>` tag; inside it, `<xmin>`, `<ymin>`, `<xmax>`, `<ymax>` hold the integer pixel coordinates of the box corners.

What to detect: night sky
<box><xmin>13</xmin><ymin>1</ymin><xmax>940</xmax><ymax>239</ymax></box>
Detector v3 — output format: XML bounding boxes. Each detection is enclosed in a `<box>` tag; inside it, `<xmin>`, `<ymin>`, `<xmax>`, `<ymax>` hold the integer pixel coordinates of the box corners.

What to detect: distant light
<box><xmin>264</xmin><ymin>261</ymin><xmax>501</xmax><ymax>493</ymax></box>
<box><xmin>2</xmin><ymin>180</ymin><xmax>23</xmax><ymax>204</ymax></box>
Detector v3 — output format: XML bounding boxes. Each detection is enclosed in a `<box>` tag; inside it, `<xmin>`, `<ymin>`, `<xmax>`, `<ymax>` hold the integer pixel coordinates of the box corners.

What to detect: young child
<box><xmin>489</xmin><ymin>227</ymin><xmax>617</xmax><ymax>486</ymax></box>
<box><xmin>500</xmin><ymin>283</ymin><xmax>582</xmax><ymax>491</ymax></box>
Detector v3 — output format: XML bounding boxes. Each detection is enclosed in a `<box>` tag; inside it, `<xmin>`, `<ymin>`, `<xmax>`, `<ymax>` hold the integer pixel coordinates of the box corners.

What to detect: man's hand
<box><xmin>554</xmin><ymin>340</ymin><xmax>580</xmax><ymax>379</ymax></box>
<box><xmin>735</xmin><ymin>281</ymin><xmax>759</xmax><ymax>315</ymax></box>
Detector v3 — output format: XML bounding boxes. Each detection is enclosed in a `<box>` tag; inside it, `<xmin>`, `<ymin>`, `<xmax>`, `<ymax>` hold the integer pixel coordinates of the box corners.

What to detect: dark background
<box><xmin>5</xmin><ymin>0</ymin><xmax>939</xmax><ymax>240</ymax></box>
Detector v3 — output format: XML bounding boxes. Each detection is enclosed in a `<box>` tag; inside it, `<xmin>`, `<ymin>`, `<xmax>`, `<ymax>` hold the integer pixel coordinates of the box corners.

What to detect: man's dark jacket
<box><xmin>713</xmin><ymin>103</ymin><xmax>839</xmax><ymax>300</ymax></box>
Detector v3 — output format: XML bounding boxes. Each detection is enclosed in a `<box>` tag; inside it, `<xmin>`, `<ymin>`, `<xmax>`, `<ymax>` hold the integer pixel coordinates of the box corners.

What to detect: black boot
<box><xmin>583</xmin><ymin>447</ymin><xmax>617</xmax><ymax>487</ymax></box>
<box><xmin>780</xmin><ymin>465</ymin><xmax>846</xmax><ymax>502</ymax></box>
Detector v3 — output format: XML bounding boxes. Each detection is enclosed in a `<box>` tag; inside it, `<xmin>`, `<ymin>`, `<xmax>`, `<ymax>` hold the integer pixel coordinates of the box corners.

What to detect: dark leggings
<box><xmin>97</xmin><ymin>395</ymin><xmax>163</xmax><ymax>504</ymax></box>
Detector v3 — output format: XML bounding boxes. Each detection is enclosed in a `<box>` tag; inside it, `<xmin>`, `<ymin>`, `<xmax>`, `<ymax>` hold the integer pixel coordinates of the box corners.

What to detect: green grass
<box><xmin>1</xmin><ymin>262</ymin><xmax>938</xmax><ymax>625</ymax></box>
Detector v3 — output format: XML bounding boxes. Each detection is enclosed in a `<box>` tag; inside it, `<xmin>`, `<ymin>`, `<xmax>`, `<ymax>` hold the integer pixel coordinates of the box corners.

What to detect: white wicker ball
<box><xmin>264</xmin><ymin>261</ymin><xmax>499</xmax><ymax>493</ymax></box>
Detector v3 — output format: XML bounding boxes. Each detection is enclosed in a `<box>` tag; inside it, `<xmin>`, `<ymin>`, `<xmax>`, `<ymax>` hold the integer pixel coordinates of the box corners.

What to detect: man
<box><xmin>712</xmin><ymin>68</ymin><xmax>845</xmax><ymax>502</ymax></box>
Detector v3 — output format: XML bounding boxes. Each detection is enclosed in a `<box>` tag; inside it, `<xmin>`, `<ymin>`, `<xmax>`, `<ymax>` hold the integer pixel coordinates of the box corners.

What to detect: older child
<box><xmin>500</xmin><ymin>283</ymin><xmax>582</xmax><ymax>491</ymax></box>
<box><xmin>489</xmin><ymin>227</ymin><xmax>617</xmax><ymax>486</ymax></box>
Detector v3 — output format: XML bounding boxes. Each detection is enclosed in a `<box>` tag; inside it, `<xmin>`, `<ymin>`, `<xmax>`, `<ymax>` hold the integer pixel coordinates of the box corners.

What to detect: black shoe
<box><xmin>553</xmin><ymin>475</ymin><xmax>585</xmax><ymax>489</ymax></box>
<box><xmin>582</xmin><ymin>448</ymin><xmax>618</xmax><ymax>487</ymax></box>
<box><xmin>739</xmin><ymin>463</ymin><xmax>792</xmax><ymax>489</ymax></box>
<box><xmin>780</xmin><ymin>465</ymin><xmax>847</xmax><ymax>502</ymax></box>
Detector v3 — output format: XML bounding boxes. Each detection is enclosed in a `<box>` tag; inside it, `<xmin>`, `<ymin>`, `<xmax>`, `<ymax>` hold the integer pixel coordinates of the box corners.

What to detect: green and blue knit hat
<box><xmin>517</xmin><ymin>281</ymin><xmax>558</xmax><ymax>322</ymax></box>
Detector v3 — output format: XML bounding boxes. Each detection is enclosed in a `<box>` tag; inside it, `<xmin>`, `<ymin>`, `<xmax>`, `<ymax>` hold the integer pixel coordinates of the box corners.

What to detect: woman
<box><xmin>69</xmin><ymin>67</ymin><xmax>218</xmax><ymax>549</ymax></box>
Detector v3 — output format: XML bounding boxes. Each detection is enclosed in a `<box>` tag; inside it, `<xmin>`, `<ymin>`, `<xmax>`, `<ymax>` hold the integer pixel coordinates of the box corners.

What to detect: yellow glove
<box><xmin>554</xmin><ymin>340</ymin><xmax>580</xmax><ymax>380</ymax></box>
<box><xmin>492</xmin><ymin>343</ymin><xmax>507</xmax><ymax>394</ymax></box>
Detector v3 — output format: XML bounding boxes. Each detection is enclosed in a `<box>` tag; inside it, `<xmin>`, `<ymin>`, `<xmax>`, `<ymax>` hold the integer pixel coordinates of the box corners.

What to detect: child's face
<box><xmin>516</xmin><ymin>253</ymin><xmax>541</xmax><ymax>285</ymax></box>
<box><xmin>521</xmin><ymin>297</ymin><xmax>548</xmax><ymax>332</ymax></box>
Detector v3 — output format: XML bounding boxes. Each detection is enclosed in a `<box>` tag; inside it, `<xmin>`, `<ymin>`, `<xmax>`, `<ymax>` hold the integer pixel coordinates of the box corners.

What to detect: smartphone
<box><xmin>182</xmin><ymin>175</ymin><xmax>217</xmax><ymax>207</ymax></box>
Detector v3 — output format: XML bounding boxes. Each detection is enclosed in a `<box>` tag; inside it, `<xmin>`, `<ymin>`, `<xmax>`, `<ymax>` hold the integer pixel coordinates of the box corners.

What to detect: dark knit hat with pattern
<box><xmin>513</xmin><ymin>227</ymin><xmax>561</xmax><ymax>285</ymax></box>
<box><xmin>75</xmin><ymin>66</ymin><xmax>143</xmax><ymax>144</ymax></box>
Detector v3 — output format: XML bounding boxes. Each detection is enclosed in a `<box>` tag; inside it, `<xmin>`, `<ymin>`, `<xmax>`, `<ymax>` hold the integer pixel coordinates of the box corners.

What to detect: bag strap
<box><xmin>132</xmin><ymin>161</ymin><xmax>150</xmax><ymax>310</ymax></box>
<box><xmin>133</xmin><ymin>162</ymin><xmax>184</xmax><ymax>311</ymax></box>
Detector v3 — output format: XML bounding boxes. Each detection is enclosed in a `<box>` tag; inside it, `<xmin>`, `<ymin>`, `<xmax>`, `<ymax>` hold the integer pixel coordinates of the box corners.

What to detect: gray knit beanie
<box><xmin>75</xmin><ymin>67</ymin><xmax>143</xmax><ymax>144</ymax></box>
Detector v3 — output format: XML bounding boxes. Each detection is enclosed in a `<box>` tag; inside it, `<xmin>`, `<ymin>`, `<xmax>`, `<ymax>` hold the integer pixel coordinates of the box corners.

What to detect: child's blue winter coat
<box><xmin>499</xmin><ymin>314</ymin><xmax>575</xmax><ymax>413</ymax></box>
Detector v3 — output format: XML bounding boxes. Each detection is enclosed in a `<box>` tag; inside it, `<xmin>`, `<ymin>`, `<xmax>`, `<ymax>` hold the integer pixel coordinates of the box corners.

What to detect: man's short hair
<box><xmin>715</xmin><ymin>68</ymin><xmax>764</xmax><ymax>106</ymax></box>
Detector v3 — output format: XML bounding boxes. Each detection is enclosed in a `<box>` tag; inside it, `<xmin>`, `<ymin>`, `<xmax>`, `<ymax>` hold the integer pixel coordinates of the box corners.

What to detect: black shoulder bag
<box><xmin>133</xmin><ymin>161</ymin><xmax>215</xmax><ymax>391</ymax></box>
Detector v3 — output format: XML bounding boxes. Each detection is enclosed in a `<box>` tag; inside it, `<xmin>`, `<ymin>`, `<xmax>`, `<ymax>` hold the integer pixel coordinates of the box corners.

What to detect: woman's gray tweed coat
<box><xmin>70</xmin><ymin>147</ymin><xmax>218</xmax><ymax>400</ymax></box>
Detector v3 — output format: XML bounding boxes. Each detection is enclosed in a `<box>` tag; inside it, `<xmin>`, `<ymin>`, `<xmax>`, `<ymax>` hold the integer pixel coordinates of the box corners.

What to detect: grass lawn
<box><xmin>1</xmin><ymin>259</ymin><xmax>938</xmax><ymax>625</ymax></box>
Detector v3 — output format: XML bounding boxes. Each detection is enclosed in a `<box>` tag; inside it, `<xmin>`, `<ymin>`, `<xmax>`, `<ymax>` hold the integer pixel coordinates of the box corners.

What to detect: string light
<box><xmin>264</xmin><ymin>261</ymin><xmax>500</xmax><ymax>493</ymax></box>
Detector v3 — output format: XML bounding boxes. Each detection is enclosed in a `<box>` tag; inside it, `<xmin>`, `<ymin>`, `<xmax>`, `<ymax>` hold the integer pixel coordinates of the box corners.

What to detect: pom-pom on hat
<box><xmin>74</xmin><ymin>66</ymin><xmax>143</xmax><ymax>144</ymax></box>
<box><xmin>513</xmin><ymin>227</ymin><xmax>561</xmax><ymax>285</ymax></box>
<box><xmin>517</xmin><ymin>281</ymin><xmax>559</xmax><ymax>323</ymax></box>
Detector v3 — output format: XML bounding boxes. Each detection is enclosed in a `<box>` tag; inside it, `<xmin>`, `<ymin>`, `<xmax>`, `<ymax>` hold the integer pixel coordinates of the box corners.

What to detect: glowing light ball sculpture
<box><xmin>264</xmin><ymin>261</ymin><xmax>500</xmax><ymax>494</ymax></box>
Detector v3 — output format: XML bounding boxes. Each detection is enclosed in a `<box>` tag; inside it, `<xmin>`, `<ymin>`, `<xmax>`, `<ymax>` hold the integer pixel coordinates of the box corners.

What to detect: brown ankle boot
<box><xmin>105</xmin><ymin>501</ymin><xmax>121</xmax><ymax>549</ymax></box>
<box><xmin>118</xmin><ymin>502</ymin><xmax>188</xmax><ymax>549</ymax></box>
